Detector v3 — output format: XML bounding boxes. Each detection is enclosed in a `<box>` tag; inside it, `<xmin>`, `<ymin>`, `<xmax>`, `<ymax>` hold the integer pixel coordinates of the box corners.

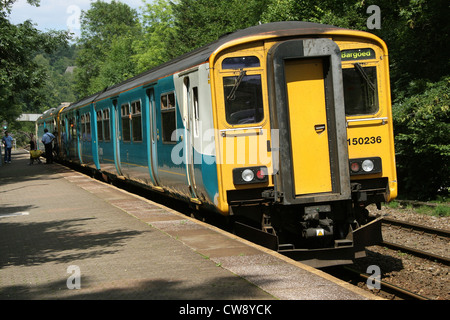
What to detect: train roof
<box><xmin>64</xmin><ymin>21</ymin><xmax>349</xmax><ymax>111</ymax></box>
<box><xmin>37</xmin><ymin>103</ymin><xmax>71</xmax><ymax>122</ymax></box>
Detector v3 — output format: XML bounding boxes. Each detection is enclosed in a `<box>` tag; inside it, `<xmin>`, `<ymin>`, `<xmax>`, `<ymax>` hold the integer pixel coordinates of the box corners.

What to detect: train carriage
<box><xmin>37</xmin><ymin>22</ymin><xmax>397</xmax><ymax>267</ymax></box>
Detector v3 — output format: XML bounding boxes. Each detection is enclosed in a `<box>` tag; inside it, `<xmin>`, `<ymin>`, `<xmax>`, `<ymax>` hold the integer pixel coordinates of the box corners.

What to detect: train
<box><xmin>37</xmin><ymin>21</ymin><xmax>397</xmax><ymax>268</ymax></box>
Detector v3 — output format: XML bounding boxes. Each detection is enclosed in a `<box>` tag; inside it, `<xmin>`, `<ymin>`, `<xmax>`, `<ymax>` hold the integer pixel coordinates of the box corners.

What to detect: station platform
<box><xmin>0</xmin><ymin>150</ymin><xmax>379</xmax><ymax>301</ymax></box>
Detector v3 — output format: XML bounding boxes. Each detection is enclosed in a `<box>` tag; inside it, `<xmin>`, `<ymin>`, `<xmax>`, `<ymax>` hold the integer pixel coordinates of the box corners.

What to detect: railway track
<box><xmin>380</xmin><ymin>217</ymin><xmax>450</xmax><ymax>265</ymax></box>
<box><xmin>324</xmin><ymin>217</ymin><xmax>449</xmax><ymax>300</ymax></box>
<box><xmin>394</xmin><ymin>199</ymin><xmax>450</xmax><ymax>208</ymax></box>
<box><xmin>381</xmin><ymin>216</ymin><xmax>450</xmax><ymax>238</ymax></box>
<box><xmin>340</xmin><ymin>266</ymin><xmax>432</xmax><ymax>300</ymax></box>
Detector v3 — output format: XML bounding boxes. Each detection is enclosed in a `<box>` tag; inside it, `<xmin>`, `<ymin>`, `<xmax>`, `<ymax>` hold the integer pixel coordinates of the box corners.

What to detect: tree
<box><xmin>348</xmin><ymin>0</ymin><xmax>450</xmax><ymax>95</ymax></box>
<box><xmin>261</xmin><ymin>0</ymin><xmax>366</xmax><ymax>29</ymax></box>
<box><xmin>33</xmin><ymin>44</ymin><xmax>77</xmax><ymax>109</ymax></box>
<box><xmin>393</xmin><ymin>77</ymin><xmax>450</xmax><ymax>200</ymax></box>
<box><xmin>132</xmin><ymin>0</ymin><xmax>176</xmax><ymax>73</ymax></box>
<box><xmin>74</xmin><ymin>0</ymin><xmax>140</xmax><ymax>98</ymax></box>
<box><xmin>0</xmin><ymin>0</ymin><xmax>70</xmax><ymax>130</ymax></box>
<box><xmin>171</xmin><ymin>0</ymin><xmax>270</xmax><ymax>57</ymax></box>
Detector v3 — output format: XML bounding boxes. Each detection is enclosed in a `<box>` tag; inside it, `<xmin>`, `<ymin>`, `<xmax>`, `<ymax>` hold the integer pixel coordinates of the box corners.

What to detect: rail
<box><xmin>381</xmin><ymin>217</ymin><xmax>450</xmax><ymax>265</ymax></box>
<box><xmin>343</xmin><ymin>266</ymin><xmax>431</xmax><ymax>300</ymax></box>
<box><xmin>381</xmin><ymin>217</ymin><xmax>450</xmax><ymax>238</ymax></box>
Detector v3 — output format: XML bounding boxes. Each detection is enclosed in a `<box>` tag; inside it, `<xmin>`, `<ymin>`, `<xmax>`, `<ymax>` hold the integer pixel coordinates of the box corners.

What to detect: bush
<box><xmin>393</xmin><ymin>77</ymin><xmax>450</xmax><ymax>200</ymax></box>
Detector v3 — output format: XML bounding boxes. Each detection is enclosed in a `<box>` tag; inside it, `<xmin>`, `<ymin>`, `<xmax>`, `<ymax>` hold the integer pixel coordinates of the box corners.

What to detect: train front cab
<box><xmin>210</xmin><ymin>32</ymin><xmax>397</xmax><ymax>267</ymax></box>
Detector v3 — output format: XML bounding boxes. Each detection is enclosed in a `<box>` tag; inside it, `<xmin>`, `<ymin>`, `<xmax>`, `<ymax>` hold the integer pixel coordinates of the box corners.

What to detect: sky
<box><xmin>8</xmin><ymin>0</ymin><xmax>147</xmax><ymax>38</ymax></box>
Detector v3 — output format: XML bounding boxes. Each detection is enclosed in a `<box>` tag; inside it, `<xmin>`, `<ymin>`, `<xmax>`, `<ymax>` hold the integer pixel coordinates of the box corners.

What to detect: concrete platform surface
<box><xmin>0</xmin><ymin>150</ymin><xmax>379</xmax><ymax>300</ymax></box>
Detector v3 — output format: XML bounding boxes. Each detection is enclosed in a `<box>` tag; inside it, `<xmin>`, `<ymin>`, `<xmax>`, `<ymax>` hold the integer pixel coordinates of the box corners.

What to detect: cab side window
<box><xmin>222</xmin><ymin>56</ymin><xmax>264</xmax><ymax>125</ymax></box>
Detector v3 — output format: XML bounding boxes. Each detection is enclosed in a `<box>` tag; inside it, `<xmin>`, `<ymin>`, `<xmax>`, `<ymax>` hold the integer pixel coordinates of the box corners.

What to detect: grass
<box><xmin>386</xmin><ymin>201</ymin><xmax>400</xmax><ymax>209</ymax></box>
<box><xmin>416</xmin><ymin>205</ymin><xmax>450</xmax><ymax>217</ymax></box>
<box><xmin>386</xmin><ymin>200</ymin><xmax>450</xmax><ymax>217</ymax></box>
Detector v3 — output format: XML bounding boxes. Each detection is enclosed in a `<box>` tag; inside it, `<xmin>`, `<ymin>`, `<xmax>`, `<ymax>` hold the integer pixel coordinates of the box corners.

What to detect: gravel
<box><xmin>349</xmin><ymin>204</ymin><xmax>450</xmax><ymax>300</ymax></box>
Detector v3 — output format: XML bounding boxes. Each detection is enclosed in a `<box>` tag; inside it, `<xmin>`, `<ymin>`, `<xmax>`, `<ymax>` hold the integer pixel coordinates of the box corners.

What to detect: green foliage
<box><xmin>171</xmin><ymin>0</ymin><xmax>270</xmax><ymax>57</ymax></box>
<box><xmin>393</xmin><ymin>77</ymin><xmax>450</xmax><ymax>200</ymax></box>
<box><xmin>74</xmin><ymin>0</ymin><xmax>140</xmax><ymax>98</ymax></box>
<box><xmin>132</xmin><ymin>0</ymin><xmax>176</xmax><ymax>73</ymax></box>
<box><xmin>0</xmin><ymin>1</ymin><xmax>70</xmax><ymax>130</ymax></box>
<box><xmin>261</xmin><ymin>0</ymin><xmax>367</xmax><ymax>29</ymax></box>
<box><xmin>372</xmin><ymin>0</ymin><xmax>450</xmax><ymax>93</ymax></box>
<box><xmin>32</xmin><ymin>44</ymin><xmax>77</xmax><ymax>111</ymax></box>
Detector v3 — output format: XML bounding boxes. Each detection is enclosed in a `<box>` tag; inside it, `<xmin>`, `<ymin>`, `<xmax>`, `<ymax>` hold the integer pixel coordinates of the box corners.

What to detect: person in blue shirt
<box><xmin>41</xmin><ymin>128</ymin><xmax>55</xmax><ymax>164</ymax></box>
<box><xmin>2</xmin><ymin>131</ymin><xmax>13</xmax><ymax>163</ymax></box>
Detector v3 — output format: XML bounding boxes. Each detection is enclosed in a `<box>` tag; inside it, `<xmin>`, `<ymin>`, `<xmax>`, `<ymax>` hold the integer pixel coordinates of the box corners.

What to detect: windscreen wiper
<box><xmin>227</xmin><ymin>69</ymin><xmax>246</xmax><ymax>101</ymax></box>
<box><xmin>354</xmin><ymin>63</ymin><xmax>376</xmax><ymax>92</ymax></box>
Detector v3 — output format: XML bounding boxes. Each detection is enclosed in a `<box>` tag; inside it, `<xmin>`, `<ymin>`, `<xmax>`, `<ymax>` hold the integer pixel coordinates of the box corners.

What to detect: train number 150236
<box><xmin>347</xmin><ymin>136</ymin><xmax>382</xmax><ymax>146</ymax></box>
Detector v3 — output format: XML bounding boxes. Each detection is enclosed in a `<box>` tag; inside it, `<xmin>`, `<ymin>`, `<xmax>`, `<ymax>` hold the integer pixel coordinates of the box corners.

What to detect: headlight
<box><xmin>241</xmin><ymin>169</ymin><xmax>254</xmax><ymax>182</ymax></box>
<box><xmin>349</xmin><ymin>157</ymin><xmax>382</xmax><ymax>175</ymax></box>
<box><xmin>233</xmin><ymin>166</ymin><xmax>269</xmax><ymax>185</ymax></box>
<box><xmin>362</xmin><ymin>159</ymin><xmax>374</xmax><ymax>172</ymax></box>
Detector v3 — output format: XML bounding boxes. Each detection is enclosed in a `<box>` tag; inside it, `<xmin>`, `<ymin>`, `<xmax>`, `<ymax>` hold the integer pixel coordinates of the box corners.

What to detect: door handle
<box><xmin>314</xmin><ymin>124</ymin><xmax>326</xmax><ymax>133</ymax></box>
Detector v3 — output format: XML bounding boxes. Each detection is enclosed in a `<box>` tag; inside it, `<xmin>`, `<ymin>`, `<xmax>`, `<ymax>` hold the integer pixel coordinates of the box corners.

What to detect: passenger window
<box><xmin>97</xmin><ymin>110</ymin><xmax>103</xmax><ymax>142</ymax></box>
<box><xmin>131</xmin><ymin>100</ymin><xmax>142</xmax><ymax>142</ymax></box>
<box><xmin>61</xmin><ymin>119</ymin><xmax>66</xmax><ymax>140</ymax></box>
<box><xmin>223</xmin><ymin>73</ymin><xmax>264</xmax><ymax>125</ymax></box>
<box><xmin>121</xmin><ymin>103</ymin><xmax>131</xmax><ymax>142</ymax></box>
<box><xmin>85</xmin><ymin>113</ymin><xmax>91</xmax><ymax>141</ymax></box>
<box><xmin>70</xmin><ymin>117</ymin><xmax>76</xmax><ymax>140</ymax></box>
<box><xmin>161</xmin><ymin>92</ymin><xmax>176</xmax><ymax>143</ymax></box>
<box><xmin>80</xmin><ymin>115</ymin><xmax>85</xmax><ymax>139</ymax></box>
<box><xmin>103</xmin><ymin>109</ymin><xmax>110</xmax><ymax>141</ymax></box>
<box><xmin>343</xmin><ymin>65</ymin><xmax>379</xmax><ymax>115</ymax></box>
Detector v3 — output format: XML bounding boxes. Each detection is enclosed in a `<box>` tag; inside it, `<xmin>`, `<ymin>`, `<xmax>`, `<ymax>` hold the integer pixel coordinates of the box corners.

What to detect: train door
<box><xmin>268</xmin><ymin>38</ymin><xmax>351</xmax><ymax>204</ymax></box>
<box><xmin>145</xmin><ymin>88</ymin><xmax>160</xmax><ymax>187</ymax></box>
<box><xmin>80</xmin><ymin>111</ymin><xmax>93</xmax><ymax>165</ymax></box>
<box><xmin>67</xmin><ymin>114</ymin><xmax>76</xmax><ymax>161</ymax></box>
<box><xmin>285</xmin><ymin>58</ymin><xmax>332</xmax><ymax>195</ymax></box>
<box><xmin>76</xmin><ymin>111</ymin><xmax>82</xmax><ymax>164</ymax></box>
<box><xmin>91</xmin><ymin>104</ymin><xmax>100</xmax><ymax>169</ymax></box>
<box><xmin>112</xmin><ymin>99</ymin><xmax>123</xmax><ymax>176</ymax></box>
<box><xmin>182</xmin><ymin>76</ymin><xmax>199</xmax><ymax>202</ymax></box>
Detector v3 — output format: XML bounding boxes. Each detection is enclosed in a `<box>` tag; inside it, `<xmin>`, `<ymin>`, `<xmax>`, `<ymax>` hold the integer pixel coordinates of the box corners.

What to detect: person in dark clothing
<box><xmin>41</xmin><ymin>128</ymin><xmax>55</xmax><ymax>164</ymax></box>
<box><xmin>2</xmin><ymin>131</ymin><xmax>13</xmax><ymax>163</ymax></box>
<box><xmin>29</xmin><ymin>133</ymin><xmax>42</xmax><ymax>165</ymax></box>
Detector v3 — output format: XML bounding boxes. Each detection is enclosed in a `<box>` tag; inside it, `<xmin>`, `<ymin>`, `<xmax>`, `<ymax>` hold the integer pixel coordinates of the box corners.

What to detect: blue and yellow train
<box><xmin>37</xmin><ymin>22</ymin><xmax>397</xmax><ymax>267</ymax></box>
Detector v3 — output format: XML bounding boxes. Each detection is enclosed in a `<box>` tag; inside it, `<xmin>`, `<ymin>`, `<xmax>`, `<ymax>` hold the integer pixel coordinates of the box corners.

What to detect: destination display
<box><xmin>341</xmin><ymin>48</ymin><xmax>376</xmax><ymax>61</ymax></box>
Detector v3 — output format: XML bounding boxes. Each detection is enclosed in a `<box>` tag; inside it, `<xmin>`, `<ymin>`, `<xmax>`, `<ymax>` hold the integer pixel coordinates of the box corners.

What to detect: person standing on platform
<box><xmin>41</xmin><ymin>128</ymin><xmax>55</xmax><ymax>164</ymax></box>
<box><xmin>2</xmin><ymin>131</ymin><xmax>13</xmax><ymax>163</ymax></box>
<box><xmin>29</xmin><ymin>133</ymin><xmax>42</xmax><ymax>165</ymax></box>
